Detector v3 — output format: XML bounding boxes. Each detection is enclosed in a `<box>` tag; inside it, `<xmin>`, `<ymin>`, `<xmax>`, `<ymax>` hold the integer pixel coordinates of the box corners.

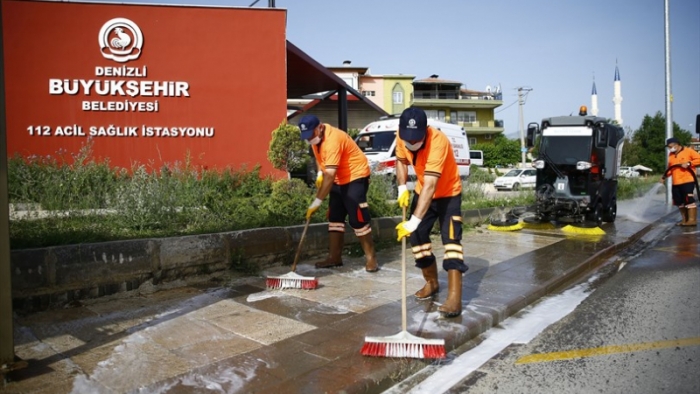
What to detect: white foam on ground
<box><xmin>245</xmin><ymin>291</ymin><xmax>286</xmax><ymax>303</ymax></box>
<box><xmin>399</xmin><ymin>275</ymin><xmax>599</xmax><ymax>394</ymax></box>
<box><xmin>134</xmin><ymin>361</ymin><xmax>259</xmax><ymax>394</ymax></box>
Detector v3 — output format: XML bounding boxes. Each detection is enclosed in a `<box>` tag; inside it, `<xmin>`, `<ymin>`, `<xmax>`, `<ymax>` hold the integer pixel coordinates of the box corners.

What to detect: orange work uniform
<box><xmin>312</xmin><ymin>124</ymin><xmax>370</xmax><ymax>185</ymax></box>
<box><xmin>396</xmin><ymin>126</ymin><xmax>466</xmax><ymax>273</ymax></box>
<box><xmin>666</xmin><ymin>147</ymin><xmax>700</xmax><ymax>186</ymax></box>
<box><xmin>665</xmin><ymin>146</ymin><xmax>700</xmax><ymax>208</ymax></box>
<box><xmin>395</xmin><ymin>126</ymin><xmax>462</xmax><ymax>198</ymax></box>
<box><xmin>312</xmin><ymin>124</ymin><xmax>372</xmax><ymax>235</ymax></box>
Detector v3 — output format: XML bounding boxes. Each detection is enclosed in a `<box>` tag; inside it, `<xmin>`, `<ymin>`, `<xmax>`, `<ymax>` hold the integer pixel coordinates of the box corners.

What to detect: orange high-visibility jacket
<box><xmin>312</xmin><ymin>124</ymin><xmax>370</xmax><ymax>185</ymax></box>
<box><xmin>396</xmin><ymin>126</ymin><xmax>461</xmax><ymax>198</ymax></box>
<box><xmin>666</xmin><ymin>147</ymin><xmax>700</xmax><ymax>185</ymax></box>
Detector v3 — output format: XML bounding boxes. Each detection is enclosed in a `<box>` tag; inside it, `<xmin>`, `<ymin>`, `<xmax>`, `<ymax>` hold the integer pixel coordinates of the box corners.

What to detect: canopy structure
<box><xmin>632</xmin><ymin>165</ymin><xmax>653</xmax><ymax>172</ymax></box>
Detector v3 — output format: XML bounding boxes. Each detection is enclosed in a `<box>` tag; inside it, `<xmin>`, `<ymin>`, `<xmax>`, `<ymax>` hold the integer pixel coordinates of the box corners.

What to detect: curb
<box><xmin>9</xmin><ymin>208</ymin><xmax>496</xmax><ymax>313</ymax></box>
<box><xmin>333</xmin><ymin>216</ymin><xmax>668</xmax><ymax>394</ymax></box>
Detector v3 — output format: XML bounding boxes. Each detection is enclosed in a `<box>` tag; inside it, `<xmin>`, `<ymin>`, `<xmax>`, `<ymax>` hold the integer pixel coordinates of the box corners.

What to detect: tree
<box><xmin>267</xmin><ymin>120</ymin><xmax>309</xmax><ymax>175</ymax></box>
<box><xmin>472</xmin><ymin>134</ymin><xmax>521</xmax><ymax>168</ymax></box>
<box><xmin>624</xmin><ymin>112</ymin><xmax>692</xmax><ymax>173</ymax></box>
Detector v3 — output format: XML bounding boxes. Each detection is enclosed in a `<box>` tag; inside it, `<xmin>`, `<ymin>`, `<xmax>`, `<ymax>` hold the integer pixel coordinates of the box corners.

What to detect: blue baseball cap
<box><xmin>665</xmin><ymin>137</ymin><xmax>680</xmax><ymax>146</ymax></box>
<box><xmin>298</xmin><ymin>115</ymin><xmax>320</xmax><ymax>140</ymax></box>
<box><xmin>399</xmin><ymin>107</ymin><xmax>427</xmax><ymax>142</ymax></box>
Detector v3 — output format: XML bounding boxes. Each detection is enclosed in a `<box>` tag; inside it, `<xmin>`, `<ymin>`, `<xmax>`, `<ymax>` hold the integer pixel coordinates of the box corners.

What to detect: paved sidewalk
<box><xmin>2</xmin><ymin>195</ymin><xmax>676</xmax><ymax>394</ymax></box>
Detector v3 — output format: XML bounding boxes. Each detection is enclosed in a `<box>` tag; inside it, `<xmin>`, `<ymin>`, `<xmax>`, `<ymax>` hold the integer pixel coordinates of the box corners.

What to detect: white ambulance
<box><xmin>355</xmin><ymin>116</ymin><xmax>471</xmax><ymax>184</ymax></box>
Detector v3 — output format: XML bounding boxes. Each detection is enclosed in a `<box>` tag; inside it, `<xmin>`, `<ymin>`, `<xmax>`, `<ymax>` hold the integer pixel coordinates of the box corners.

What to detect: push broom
<box><xmin>265</xmin><ymin>217</ymin><xmax>319</xmax><ymax>290</ymax></box>
<box><xmin>361</xmin><ymin>207</ymin><xmax>446</xmax><ymax>359</ymax></box>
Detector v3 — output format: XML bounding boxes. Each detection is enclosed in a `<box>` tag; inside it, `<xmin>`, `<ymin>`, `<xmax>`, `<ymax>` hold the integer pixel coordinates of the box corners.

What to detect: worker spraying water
<box><xmin>489</xmin><ymin>106</ymin><xmax>625</xmax><ymax>234</ymax></box>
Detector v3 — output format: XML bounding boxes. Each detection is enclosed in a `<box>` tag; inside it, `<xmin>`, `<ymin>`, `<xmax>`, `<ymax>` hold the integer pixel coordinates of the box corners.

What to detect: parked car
<box><xmin>493</xmin><ymin>168</ymin><xmax>537</xmax><ymax>191</ymax></box>
<box><xmin>618</xmin><ymin>166</ymin><xmax>640</xmax><ymax>178</ymax></box>
<box><xmin>469</xmin><ymin>150</ymin><xmax>484</xmax><ymax>166</ymax></box>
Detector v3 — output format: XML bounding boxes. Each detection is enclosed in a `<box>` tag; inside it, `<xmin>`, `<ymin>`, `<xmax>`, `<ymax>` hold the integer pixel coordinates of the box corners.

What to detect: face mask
<box><xmin>405</xmin><ymin>141</ymin><xmax>423</xmax><ymax>151</ymax></box>
<box><xmin>306</xmin><ymin>136</ymin><xmax>321</xmax><ymax>146</ymax></box>
<box><xmin>669</xmin><ymin>147</ymin><xmax>677</xmax><ymax>153</ymax></box>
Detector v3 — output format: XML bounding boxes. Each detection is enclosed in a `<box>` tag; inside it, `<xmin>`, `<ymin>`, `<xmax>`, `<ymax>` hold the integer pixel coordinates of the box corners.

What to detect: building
<box><xmin>324</xmin><ymin>61</ymin><xmax>413</xmax><ymax>128</ymax></box>
<box><xmin>3</xmin><ymin>1</ymin><xmax>385</xmax><ymax>178</ymax></box>
<box><xmin>412</xmin><ymin>75</ymin><xmax>504</xmax><ymax>145</ymax></box>
<box><xmin>288</xmin><ymin>60</ymin><xmax>387</xmax><ymax>131</ymax></box>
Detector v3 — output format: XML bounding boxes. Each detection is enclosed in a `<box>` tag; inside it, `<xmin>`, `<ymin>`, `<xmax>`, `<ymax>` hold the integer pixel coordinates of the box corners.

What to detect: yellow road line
<box><xmin>516</xmin><ymin>337</ymin><xmax>700</xmax><ymax>364</ymax></box>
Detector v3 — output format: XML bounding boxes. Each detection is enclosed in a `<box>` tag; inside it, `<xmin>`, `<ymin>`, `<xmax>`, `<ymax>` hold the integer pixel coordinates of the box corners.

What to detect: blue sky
<box><xmin>104</xmin><ymin>0</ymin><xmax>699</xmax><ymax>138</ymax></box>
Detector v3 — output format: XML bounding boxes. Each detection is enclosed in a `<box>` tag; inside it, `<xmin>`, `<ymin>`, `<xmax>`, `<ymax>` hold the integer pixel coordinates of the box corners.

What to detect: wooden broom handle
<box><xmin>401</xmin><ymin>206</ymin><xmax>407</xmax><ymax>332</ymax></box>
<box><xmin>291</xmin><ymin>217</ymin><xmax>311</xmax><ymax>272</ymax></box>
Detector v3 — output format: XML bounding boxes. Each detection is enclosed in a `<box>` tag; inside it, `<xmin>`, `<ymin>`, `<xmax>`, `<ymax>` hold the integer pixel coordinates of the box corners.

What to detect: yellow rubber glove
<box><xmin>395</xmin><ymin>215</ymin><xmax>422</xmax><ymax>241</ymax></box>
<box><xmin>306</xmin><ymin>198</ymin><xmax>323</xmax><ymax>220</ymax></box>
<box><xmin>315</xmin><ymin>171</ymin><xmax>323</xmax><ymax>189</ymax></box>
<box><xmin>397</xmin><ymin>184</ymin><xmax>410</xmax><ymax>208</ymax></box>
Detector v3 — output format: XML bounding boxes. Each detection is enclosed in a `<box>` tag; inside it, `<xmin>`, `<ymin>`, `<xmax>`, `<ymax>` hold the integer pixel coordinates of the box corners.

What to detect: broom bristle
<box><xmin>561</xmin><ymin>224</ymin><xmax>605</xmax><ymax>235</ymax></box>
<box><xmin>487</xmin><ymin>222</ymin><xmax>523</xmax><ymax>232</ymax></box>
<box><xmin>266</xmin><ymin>272</ymin><xmax>318</xmax><ymax>290</ymax></box>
<box><xmin>361</xmin><ymin>331</ymin><xmax>446</xmax><ymax>359</ymax></box>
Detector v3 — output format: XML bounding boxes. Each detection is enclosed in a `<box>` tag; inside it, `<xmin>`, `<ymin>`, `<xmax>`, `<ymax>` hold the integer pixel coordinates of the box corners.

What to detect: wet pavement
<box><xmin>1</xmin><ymin>192</ymin><xmax>683</xmax><ymax>394</ymax></box>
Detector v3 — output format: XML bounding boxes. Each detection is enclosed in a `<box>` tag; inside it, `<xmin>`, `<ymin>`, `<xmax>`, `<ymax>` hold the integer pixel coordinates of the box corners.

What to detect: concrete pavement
<box><xmin>1</xmin><ymin>193</ymin><xmax>680</xmax><ymax>394</ymax></box>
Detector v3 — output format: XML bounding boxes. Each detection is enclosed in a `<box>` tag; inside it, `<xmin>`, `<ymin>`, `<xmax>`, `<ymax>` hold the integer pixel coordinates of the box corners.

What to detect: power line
<box><xmin>496</xmin><ymin>100</ymin><xmax>518</xmax><ymax>113</ymax></box>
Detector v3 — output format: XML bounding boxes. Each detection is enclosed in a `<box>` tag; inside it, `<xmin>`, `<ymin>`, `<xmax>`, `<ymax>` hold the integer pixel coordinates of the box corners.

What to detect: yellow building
<box><xmin>412</xmin><ymin>75</ymin><xmax>504</xmax><ymax>145</ymax></box>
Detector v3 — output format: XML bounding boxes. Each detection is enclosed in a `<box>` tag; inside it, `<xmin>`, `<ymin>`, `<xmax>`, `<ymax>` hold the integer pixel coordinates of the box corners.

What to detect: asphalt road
<box><xmin>457</xmin><ymin>225</ymin><xmax>699</xmax><ymax>394</ymax></box>
<box><xmin>388</xmin><ymin>223</ymin><xmax>700</xmax><ymax>394</ymax></box>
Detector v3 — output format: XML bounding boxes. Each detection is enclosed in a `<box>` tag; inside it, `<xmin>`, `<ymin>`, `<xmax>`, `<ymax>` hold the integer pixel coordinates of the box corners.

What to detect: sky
<box><xmin>102</xmin><ymin>0</ymin><xmax>699</xmax><ymax>138</ymax></box>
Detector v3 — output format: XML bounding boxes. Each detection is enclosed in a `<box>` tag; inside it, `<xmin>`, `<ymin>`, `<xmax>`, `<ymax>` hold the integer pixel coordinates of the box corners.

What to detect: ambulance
<box><xmin>355</xmin><ymin>116</ymin><xmax>471</xmax><ymax>186</ymax></box>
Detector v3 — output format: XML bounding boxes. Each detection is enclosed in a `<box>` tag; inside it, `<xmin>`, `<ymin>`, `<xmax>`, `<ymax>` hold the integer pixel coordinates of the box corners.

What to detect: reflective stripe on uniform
<box><xmin>354</xmin><ymin>224</ymin><xmax>372</xmax><ymax>237</ymax></box>
<box><xmin>444</xmin><ymin>243</ymin><xmax>464</xmax><ymax>260</ymax></box>
<box><xmin>412</xmin><ymin>243</ymin><xmax>432</xmax><ymax>259</ymax></box>
<box><xmin>328</xmin><ymin>222</ymin><xmax>345</xmax><ymax>232</ymax></box>
<box><xmin>450</xmin><ymin>215</ymin><xmax>462</xmax><ymax>239</ymax></box>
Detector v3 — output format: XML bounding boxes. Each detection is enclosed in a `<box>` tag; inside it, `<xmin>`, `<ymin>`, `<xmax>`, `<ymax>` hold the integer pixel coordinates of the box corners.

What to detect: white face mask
<box><xmin>669</xmin><ymin>146</ymin><xmax>677</xmax><ymax>153</ymax></box>
<box><xmin>306</xmin><ymin>136</ymin><xmax>321</xmax><ymax>146</ymax></box>
<box><xmin>405</xmin><ymin>141</ymin><xmax>423</xmax><ymax>151</ymax></box>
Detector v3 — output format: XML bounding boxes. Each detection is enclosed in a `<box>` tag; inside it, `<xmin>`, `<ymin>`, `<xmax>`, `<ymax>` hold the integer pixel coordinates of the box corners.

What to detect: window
<box><xmin>425</xmin><ymin>110</ymin><xmax>446</xmax><ymax>121</ymax></box>
<box><xmin>469</xmin><ymin>138</ymin><xmax>477</xmax><ymax>145</ymax></box>
<box><xmin>453</xmin><ymin>111</ymin><xmax>476</xmax><ymax>123</ymax></box>
<box><xmin>362</xmin><ymin>91</ymin><xmax>375</xmax><ymax>97</ymax></box>
<box><xmin>393</xmin><ymin>91</ymin><xmax>403</xmax><ymax>104</ymax></box>
<box><xmin>342</xmin><ymin>77</ymin><xmax>353</xmax><ymax>88</ymax></box>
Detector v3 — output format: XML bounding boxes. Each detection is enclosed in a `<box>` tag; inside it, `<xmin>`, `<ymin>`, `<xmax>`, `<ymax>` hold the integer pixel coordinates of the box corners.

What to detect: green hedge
<box><xmin>7</xmin><ymin>144</ymin><xmax>661</xmax><ymax>249</ymax></box>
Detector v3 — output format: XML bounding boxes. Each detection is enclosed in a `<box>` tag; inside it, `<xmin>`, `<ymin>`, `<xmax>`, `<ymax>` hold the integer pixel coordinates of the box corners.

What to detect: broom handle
<box><xmin>401</xmin><ymin>206</ymin><xmax>407</xmax><ymax>332</ymax></box>
<box><xmin>291</xmin><ymin>217</ymin><xmax>311</xmax><ymax>273</ymax></box>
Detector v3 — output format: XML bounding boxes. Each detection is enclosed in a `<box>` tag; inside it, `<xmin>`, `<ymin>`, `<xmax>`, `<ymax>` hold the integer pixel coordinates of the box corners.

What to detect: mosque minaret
<box><xmin>612</xmin><ymin>62</ymin><xmax>623</xmax><ymax>125</ymax></box>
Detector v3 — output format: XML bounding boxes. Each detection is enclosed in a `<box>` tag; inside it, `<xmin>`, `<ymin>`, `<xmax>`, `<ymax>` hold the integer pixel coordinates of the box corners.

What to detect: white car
<box><xmin>618</xmin><ymin>166</ymin><xmax>640</xmax><ymax>178</ymax></box>
<box><xmin>493</xmin><ymin>168</ymin><xmax>537</xmax><ymax>191</ymax></box>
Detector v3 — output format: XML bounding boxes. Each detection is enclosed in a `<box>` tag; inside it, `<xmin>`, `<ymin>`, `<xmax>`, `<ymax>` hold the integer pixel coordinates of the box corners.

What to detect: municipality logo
<box><xmin>300</xmin><ymin>124</ymin><xmax>307</xmax><ymax>131</ymax></box>
<box><xmin>98</xmin><ymin>18</ymin><xmax>144</xmax><ymax>63</ymax></box>
<box><xmin>407</xmin><ymin>119</ymin><xmax>417</xmax><ymax>128</ymax></box>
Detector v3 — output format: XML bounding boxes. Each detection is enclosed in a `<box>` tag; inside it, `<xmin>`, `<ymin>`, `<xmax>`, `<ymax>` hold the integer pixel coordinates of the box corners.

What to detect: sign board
<box><xmin>2</xmin><ymin>0</ymin><xmax>287</xmax><ymax>175</ymax></box>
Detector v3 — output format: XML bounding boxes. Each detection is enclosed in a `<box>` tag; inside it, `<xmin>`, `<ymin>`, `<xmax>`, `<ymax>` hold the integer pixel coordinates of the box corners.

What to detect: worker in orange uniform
<box><xmin>394</xmin><ymin>107</ymin><xmax>467</xmax><ymax>318</ymax></box>
<box><xmin>299</xmin><ymin>115</ymin><xmax>379</xmax><ymax>272</ymax></box>
<box><xmin>660</xmin><ymin>137</ymin><xmax>700</xmax><ymax>226</ymax></box>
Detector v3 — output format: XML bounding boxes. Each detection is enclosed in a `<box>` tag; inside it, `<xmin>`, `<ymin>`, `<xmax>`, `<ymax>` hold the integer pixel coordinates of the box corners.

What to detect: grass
<box><xmin>7</xmin><ymin>143</ymin><xmax>665</xmax><ymax>251</ymax></box>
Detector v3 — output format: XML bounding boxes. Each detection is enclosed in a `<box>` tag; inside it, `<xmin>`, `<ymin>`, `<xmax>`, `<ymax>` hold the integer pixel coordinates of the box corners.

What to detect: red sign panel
<box><xmin>2</xmin><ymin>0</ymin><xmax>287</xmax><ymax>176</ymax></box>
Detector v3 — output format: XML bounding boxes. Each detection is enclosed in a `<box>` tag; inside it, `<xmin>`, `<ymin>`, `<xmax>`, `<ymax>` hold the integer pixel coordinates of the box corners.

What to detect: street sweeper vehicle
<box><xmin>490</xmin><ymin>106</ymin><xmax>625</xmax><ymax>231</ymax></box>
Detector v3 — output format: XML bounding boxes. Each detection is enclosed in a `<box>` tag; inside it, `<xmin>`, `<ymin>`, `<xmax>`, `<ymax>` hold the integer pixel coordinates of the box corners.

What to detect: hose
<box><xmin>662</xmin><ymin>163</ymin><xmax>700</xmax><ymax>203</ymax></box>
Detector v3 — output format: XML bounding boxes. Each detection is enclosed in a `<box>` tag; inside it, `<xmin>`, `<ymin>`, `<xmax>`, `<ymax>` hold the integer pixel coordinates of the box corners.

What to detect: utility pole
<box><xmin>517</xmin><ymin>87</ymin><xmax>533</xmax><ymax>168</ymax></box>
<box><xmin>663</xmin><ymin>0</ymin><xmax>673</xmax><ymax>205</ymax></box>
